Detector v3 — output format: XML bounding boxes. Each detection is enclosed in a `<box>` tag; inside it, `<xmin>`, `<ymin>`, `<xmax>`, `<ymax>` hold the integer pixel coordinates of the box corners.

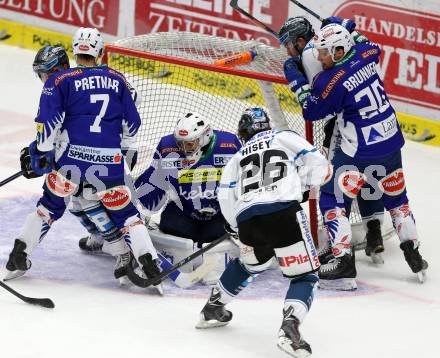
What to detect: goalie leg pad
<box><xmin>202</xmin><ymin>239</ymin><xmax>240</xmax><ymax>285</ymax></box>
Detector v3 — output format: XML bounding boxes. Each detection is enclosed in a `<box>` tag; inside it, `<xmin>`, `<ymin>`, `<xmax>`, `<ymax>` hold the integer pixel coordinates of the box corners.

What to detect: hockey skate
<box><xmin>318</xmin><ymin>252</ymin><xmax>357</xmax><ymax>291</ymax></box>
<box><xmin>400</xmin><ymin>241</ymin><xmax>428</xmax><ymax>283</ymax></box>
<box><xmin>277</xmin><ymin>306</ymin><xmax>312</xmax><ymax>358</ymax></box>
<box><xmin>317</xmin><ymin>243</ymin><xmax>333</xmax><ymax>265</ymax></box>
<box><xmin>364</xmin><ymin>219</ymin><xmax>384</xmax><ymax>264</ymax></box>
<box><xmin>125</xmin><ymin>253</ymin><xmax>164</xmax><ymax>295</ymax></box>
<box><xmin>195</xmin><ymin>287</ymin><xmax>233</xmax><ymax>329</ymax></box>
<box><xmin>78</xmin><ymin>235</ymin><xmax>104</xmax><ymax>253</ymax></box>
<box><xmin>3</xmin><ymin>239</ymin><xmax>32</xmax><ymax>281</ymax></box>
<box><xmin>114</xmin><ymin>251</ymin><xmax>132</xmax><ymax>284</ymax></box>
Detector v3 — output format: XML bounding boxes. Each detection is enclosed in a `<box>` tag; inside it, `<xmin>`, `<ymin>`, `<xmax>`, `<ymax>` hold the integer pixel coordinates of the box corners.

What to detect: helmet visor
<box><xmin>177</xmin><ymin>138</ymin><xmax>200</xmax><ymax>155</ymax></box>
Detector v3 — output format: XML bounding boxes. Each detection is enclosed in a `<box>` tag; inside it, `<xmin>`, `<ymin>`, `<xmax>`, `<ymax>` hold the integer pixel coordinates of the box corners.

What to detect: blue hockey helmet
<box><xmin>238</xmin><ymin>108</ymin><xmax>271</xmax><ymax>143</ymax></box>
<box><xmin>33</xmin><ymin>45</ymin><xmax>70</xmax><ymax>82</ymax></box>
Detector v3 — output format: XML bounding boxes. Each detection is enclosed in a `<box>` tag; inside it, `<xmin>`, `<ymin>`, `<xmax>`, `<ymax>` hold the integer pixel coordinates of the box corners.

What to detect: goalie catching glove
<box><xmin>20</xmin><ymin>141</ymin><xmax>54</xmax><ymax>179</ymax></box>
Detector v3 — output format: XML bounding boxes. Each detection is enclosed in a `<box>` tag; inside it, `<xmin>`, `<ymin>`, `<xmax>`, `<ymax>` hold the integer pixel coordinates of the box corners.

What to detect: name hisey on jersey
<box><xmin>35</xmin><ymin>65</ymin><xmax>141</xmax><ymax>180</ymax></box>
<box><xmin>218</xmin><ymin>129</ymin><xmax>330</xmax><ymax>228</ymax></box>
<box><xmin>134</xmin><ymin>130</ymin><xmax>241</xmax><ymax>221</ymax></box>
<box><xmin>302</xmin><ymin>41</ymin><xmax>404</xmax><ymax>159</ymax></box>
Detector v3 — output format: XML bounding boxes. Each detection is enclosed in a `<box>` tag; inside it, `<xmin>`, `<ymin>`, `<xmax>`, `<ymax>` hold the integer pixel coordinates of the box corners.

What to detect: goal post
<box><xmin>102</xmin><ymin>32</ymin><xmax>370</xmax><ymax>246</ymax></box>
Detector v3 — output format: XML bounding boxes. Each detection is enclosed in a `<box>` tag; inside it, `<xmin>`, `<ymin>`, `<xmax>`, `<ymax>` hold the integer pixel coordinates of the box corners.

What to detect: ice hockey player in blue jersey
<box><xmin>284</xmin><ymin>23</ymin><xmax>428</xmax><ymax>288</ymax></box>
<box><xmin>4</xmin><ymin>28</ymin><xmax>162</xmax><ymax>288</ymax></box>
<box><xmin>279</xmin><ymin>16</ymin><xmax>386</xmax><ymax>265</ymax></box>
<box><xmin>135</xmin><ymin>112</ymin><xmax>241</xmax><ymax>246</ymax></box>
<box><xmin>195</xmin><ymin>108</ymin><xmax>332</xmax><ymax>358</ymax></box>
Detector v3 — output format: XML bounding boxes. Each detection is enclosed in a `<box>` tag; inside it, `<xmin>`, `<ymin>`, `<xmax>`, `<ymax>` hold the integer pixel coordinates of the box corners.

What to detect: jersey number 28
<box><xmin>239</xmin><ymin>149</ymin><xmax>288</xmax><ymax>194</ymax></box>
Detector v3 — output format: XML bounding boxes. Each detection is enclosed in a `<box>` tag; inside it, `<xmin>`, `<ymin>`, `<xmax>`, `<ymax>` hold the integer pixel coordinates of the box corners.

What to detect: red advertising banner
<box><xmin>134</xmin><ymin>0</ymin><xmax>287</xmax><ymax>46</ymax></box>
<box><xmin>0</xmin><ymin>0</ymin><xmax>120</xmax><ymax>35</ymax></box>
<box><xmin>334</xmin><ymin>0</ymin><xmax>440</xmax><ymax>111</ymax></box>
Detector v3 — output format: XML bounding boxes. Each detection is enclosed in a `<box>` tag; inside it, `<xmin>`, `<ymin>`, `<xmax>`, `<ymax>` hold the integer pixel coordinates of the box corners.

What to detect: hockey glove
<box><xmin>28</xmin><ymin>141</ymin><xmax>54</xmax><ymax>176</ymax></box>
<box><xmin>321</xmin><ymin>16</ymin><xmax>356</xmax><ymax>33</ymax></box>
<box><xmin>20</xmin><ymin>146</ymin><xmax>41</xmax><ymax>179</ymax></box>
<box><xmin>283</xmin><ymin>58</ymin><xmax>310</xmax><ymax>108</ymax></box>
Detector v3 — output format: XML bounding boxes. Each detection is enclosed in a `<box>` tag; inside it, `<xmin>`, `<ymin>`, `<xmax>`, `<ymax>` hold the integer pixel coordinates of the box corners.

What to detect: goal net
<box><xmin>104</xmin><ymin>32</ymin><xmax>386</xmax><ymax>247</ymax></box>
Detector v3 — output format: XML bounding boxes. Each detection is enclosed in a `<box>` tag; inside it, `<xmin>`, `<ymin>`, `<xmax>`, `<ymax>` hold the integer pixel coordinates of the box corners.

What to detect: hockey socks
<box><xmin>216</xmin><ymin>258</ymin><xmax>256</xmax><ymax>304</ymax></box>
<box><xmin>284</xmin><ymin>273</ymin><xmax>318</xmax><ymax>322</ymax></box>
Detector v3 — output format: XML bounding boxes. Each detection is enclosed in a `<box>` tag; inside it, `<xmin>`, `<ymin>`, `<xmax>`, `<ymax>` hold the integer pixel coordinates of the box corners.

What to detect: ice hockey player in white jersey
<box><xmin>279</xmin><ymin>16</ymin><xmax>386</xmax><ymax>267</ymax></box>
<box><xmin>195</xmin><ymin>108</ymin><xmax>332</xmax><ymax>358</ymax></box>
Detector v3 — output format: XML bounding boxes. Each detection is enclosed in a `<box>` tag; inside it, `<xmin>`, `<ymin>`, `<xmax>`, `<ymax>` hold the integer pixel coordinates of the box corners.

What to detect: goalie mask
<box><xmin>174</xmin><ymin>112</ymin><xmax>214</xmax><ymax>163</ymax></box>
<box><xmin>33</xmin><ymin>45</ymin><xmax>70</xmax><ymax>83</ymax></box>
<box><xmin>238</xmin><ymin>108</ymin><xmax>271</xmax><ymax>143</ymax></box>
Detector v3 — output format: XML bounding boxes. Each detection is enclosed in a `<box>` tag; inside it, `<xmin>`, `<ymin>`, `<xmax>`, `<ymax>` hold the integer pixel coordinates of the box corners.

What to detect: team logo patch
<box><xmin>178</xmin><ymin>130</ymin><xmax>188</xmax><ymax>136</ymax></box>
<box><xmin>178</xmin><ymin>168</ymin><xmax>223</xmax><ymax>184</ymax></box>
<box><xmin>45</xmin><ymin>171</ymin><xmax>78</xmax><ymax>197</ymax></box>
<box><xmin>67</xmin><ymin>144</ymin><xmax>122</xmax><ymax>165</ymax></box>
<box><xmin>79</xmin><ymin>44</ymin><xmax>90</xmax><ymax>51</ymax></box>
<box><xmin>338</xmin><ymin>171</ymin><xmax>365</xmax><ymax>199</ymax></box>
<box><xmin>100</xmin><ymin>186</ymin><xmax>131</xmax><ymax>210</ymax></box>
<box><xmin>379</xmin><ymin>169</ymin><xmax>406</xmax><ymax>196</ymax></box>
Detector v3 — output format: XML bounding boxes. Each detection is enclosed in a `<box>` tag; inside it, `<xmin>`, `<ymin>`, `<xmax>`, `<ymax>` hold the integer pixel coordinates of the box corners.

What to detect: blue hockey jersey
<box><xmin>135</xmin><ymin>130</ymin><xmax>241</xmax><ymax>221</ymax></box>
<box><xmin>302</xmin><ymin>42</ymin><xmax>404</xmax><ymax>159</ymax></box>
<box><xmin>35</xmin><ymin>65</ymin><xmax>141</xmax><ymax>180</ymax></box>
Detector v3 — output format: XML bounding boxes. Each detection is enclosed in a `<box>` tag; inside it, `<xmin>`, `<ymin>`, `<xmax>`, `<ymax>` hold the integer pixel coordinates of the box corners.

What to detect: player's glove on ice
<box><xmin>283</xmin><ymin>58</ymin><xmax>310</xmax><ymax>107</ymax></box>
<box><xmin>321</xmin><ymin>16</ymin><xmax>356</xmax><ymax>33</ymax></box>
<box><xmin>25</xmin><ymin>141</ymin><xmax>54</xmax><ymax>177</ymax></box>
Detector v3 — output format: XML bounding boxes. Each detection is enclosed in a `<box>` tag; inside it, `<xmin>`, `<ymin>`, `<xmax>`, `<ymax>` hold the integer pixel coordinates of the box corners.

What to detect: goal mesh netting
<box><xmin>104</xmin><ymin>32</ymin><xmax>367</xmax><ymax>242</ymax></box>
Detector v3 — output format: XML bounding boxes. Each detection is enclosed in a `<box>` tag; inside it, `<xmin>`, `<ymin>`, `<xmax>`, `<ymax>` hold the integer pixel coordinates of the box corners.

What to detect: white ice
<box><xmin>0</xmin><ymin>44</ymin><xmax>439</xmax><ymax>358</ymax></box>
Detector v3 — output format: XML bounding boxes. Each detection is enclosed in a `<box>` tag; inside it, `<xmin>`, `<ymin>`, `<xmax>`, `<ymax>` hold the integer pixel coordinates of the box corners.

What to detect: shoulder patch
<box><xmin>54</xmin><ymin>69</ymin><xmax>83</xmax><ymax>86</ymax></box>
<box><xmin>160</xmin><ymin>147</ymin><xmax>179</xmax><ymax>154</ymax></box>
<box><xmin>361</xmin><ymin>48</ymin><xmax>379</xmax><ymax>58</ymax></box>
<box><xmin>219</xmin><ymin>142</ymin><xmax>238</xmax><ymax>149</ymax></box>
<box><xmin>321</xmin><ymin>69</ymin><xmax>346</xmax><ymax>99</ymax></box>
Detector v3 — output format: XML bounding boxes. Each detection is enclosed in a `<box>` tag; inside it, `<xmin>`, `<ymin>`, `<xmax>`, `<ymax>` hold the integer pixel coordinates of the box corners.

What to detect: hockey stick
<box><xmin>230</xmin><ymin>0</ymin><xmax>279</xmax><ymax>39</ymax></box>
<box><xmin>0</xmin><ymin>170</ymin><xmax>23</xmax><ymax>188</ymax></box>
<box><xmin>126</xmin><ymin>233</ymin><xmax>230</xmax><ymax>288</ymax></box>
<box><xmin>0</xmin><ymin>280</ymin><xmax>55</xmax><ymax>308</ymax></box>
<box><xmin>288</xmin><ymin>0</ymin><xmax>324</xmax><ymax>22</ymax></box>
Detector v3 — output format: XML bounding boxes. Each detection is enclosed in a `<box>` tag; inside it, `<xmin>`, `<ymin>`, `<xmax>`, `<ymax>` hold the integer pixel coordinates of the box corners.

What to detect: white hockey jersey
<box><xmin>218</xmin><ymin>129</ymin><xmax>331</xmax><ymax>228</ymax></box>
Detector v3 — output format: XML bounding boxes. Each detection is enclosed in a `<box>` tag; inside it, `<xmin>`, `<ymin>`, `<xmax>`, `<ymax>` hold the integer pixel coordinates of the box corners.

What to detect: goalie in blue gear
<box><xmin>134</xmin><ymin>112</ymin><xmax>242</xmax><ymax>284</ymax></box>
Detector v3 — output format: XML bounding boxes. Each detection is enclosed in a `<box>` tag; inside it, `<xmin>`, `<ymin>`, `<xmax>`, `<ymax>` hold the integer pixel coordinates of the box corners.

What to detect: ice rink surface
<box><xmin>0</xmin><ymin>44</ymin><xmax>439</xmax><ymax>358</ymax></box>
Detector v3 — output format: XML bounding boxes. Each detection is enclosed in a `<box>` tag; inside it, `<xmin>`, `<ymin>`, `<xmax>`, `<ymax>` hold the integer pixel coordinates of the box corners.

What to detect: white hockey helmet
<box><xmin>174</xmin><ymin>112</ymin><xmax>213</xmax><ymax>162</ymax></box>
<box><xmin>72</xmin><ymin>27</ymin><xmax>104</xmax><ymax>58</ymax></box>
<box><xmin>313</xmin><ymin>24</ymin><xmax>353</xmax><ymax>61</ymax></box>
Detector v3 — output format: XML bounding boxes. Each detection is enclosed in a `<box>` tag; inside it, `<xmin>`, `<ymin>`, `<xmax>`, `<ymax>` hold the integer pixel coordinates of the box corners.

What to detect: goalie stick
<box><xmin>126</xmin><ymin>233</ymin><xmax>230</xmax><ymax>288</ymax></box>
<box><xmin>0</xmin><ymin>280</ymin><xmax>55</xmax><ymax>308</ymax></box>
<box><xmin>0</xmin><ymin>170</ymin><xmax>23</xmax><ymax>188</ymax></box>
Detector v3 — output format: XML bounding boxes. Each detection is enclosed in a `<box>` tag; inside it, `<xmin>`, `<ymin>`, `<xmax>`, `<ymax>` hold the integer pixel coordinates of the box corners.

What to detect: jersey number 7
<box><xmin>89</xmin><ymin>94</ymin><xmax>109</xmax><ymax>133</ymax></box>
